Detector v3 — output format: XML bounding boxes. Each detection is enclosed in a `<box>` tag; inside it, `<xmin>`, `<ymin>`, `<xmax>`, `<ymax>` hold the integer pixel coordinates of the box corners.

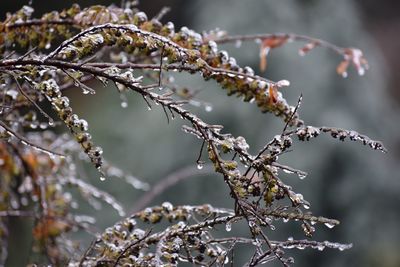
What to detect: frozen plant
<box><xmin>0</xmin><ymin>1</ymin><xmax>384</xmax><ymax>266</ymax></box>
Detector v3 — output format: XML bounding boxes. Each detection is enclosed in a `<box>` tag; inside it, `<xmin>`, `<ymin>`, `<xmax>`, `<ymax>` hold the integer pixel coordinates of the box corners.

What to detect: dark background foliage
<box><xmin>2</xmin><ymin>1</ymin><xmax>399</xmax><ymax>266</ymax></box>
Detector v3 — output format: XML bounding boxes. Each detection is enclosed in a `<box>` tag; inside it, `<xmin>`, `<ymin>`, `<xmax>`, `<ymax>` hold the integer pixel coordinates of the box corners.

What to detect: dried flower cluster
<box><xmin>0</xmin><ymin>1</ymin><xmax>384</xmax><ymax>266</ymax></box>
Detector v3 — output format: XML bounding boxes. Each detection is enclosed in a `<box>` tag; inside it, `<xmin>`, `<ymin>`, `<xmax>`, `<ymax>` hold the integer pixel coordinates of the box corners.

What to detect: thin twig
<box><xmin>0</xmin><ymin>120</ymin><xmax>65</xmax><ymax>157</ymax></box>
<box><xmin>13</xmin><ymin>75</ymin><xmax>54</xmax><ymax>124</ymax></box>
<box><xmin>152</xmin><ymin>6</ymin><xmax>171</xmax><ymax>21</ymax></box>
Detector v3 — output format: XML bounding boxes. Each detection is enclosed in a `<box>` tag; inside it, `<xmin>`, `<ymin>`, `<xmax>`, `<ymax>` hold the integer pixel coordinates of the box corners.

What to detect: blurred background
<box><xmin>2</xmin><ymin>0</ymin><xmax>400</xmax><ymax>266</ymax></box>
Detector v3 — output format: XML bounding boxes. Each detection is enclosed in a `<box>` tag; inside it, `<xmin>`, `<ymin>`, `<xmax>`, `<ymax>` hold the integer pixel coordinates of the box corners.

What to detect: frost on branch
<box><xmin>0</xmin><ymin>2</ymin><xmax>385</xmax><ymax>266</ymax></box>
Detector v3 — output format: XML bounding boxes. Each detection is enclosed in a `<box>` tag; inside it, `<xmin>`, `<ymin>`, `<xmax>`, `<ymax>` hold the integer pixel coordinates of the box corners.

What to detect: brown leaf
<box><xmin>336</xmin><ymin>60</ymin><xmax>349</xmax><ymax>78</ymax></box>
<box><xmin>259</xmin><ymin>36</ymin><xmax>289</xmax><ymax>72</ymax></box>
<box><xmin>259</xmin><ymin>46</ymin><xmax>269</xmax><ymax>72</ymax></box>
<box><xmin>269</xmin><ymin>85</ymin><xmax>279</xmax><ymax>104</ymax></box>
<box><xmin>298</xmin><ymin>41</ymin><xmax>319</xmax><ymax>56</ymax></box>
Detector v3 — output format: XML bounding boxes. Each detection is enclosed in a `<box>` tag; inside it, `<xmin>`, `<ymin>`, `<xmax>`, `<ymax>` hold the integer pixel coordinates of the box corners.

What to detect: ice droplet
<box><xmin>276</xmin><ymin>79</ymin><xmax>290</xmax><ymax>87</ymax></box>
<box><xmin>324</xmin><ymin>222</ymin><xmax>335</xmax><ymax>229</ymax></box>
<box><xmin>99</xmin><ymin>176</ymin><xmax>106</xmax><ymax>182</ymax></box>
<box><xmin>197</xmin><ymin>163</ymin><xmax>204</xmax><ymax>170</ymax></box>
<box><xmin>225</xmin><ymin>222</ymin><xmax>232</xmax><ymax>232</ymax></box>
<box><xmin>283</xmin><ymin>169</ymin><xmax>294</xmax><ymax>174</ymax></box>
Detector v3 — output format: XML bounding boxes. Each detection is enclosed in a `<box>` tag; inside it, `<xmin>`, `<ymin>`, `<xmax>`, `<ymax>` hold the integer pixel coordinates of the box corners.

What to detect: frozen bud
<box><xmin>208</xmin><ymin>40</ymin><xmax>218</xmax><ymax>54</ymax></box>
<box><xmin>91</xmin><ymin>146</ymin><xmax>103</xmax><ymax>157</ymax></box>
<box><xmin>243</xmin><ymin>66</ymin><xmax>255</xmax><ymax>76</ymax></box>
<box><xmin>218</xmin><ymin>50</ymin><xmax>229</xmax><ymax>63</ymax></box>
<box><xmin>133</xmin><ymin>12</ymin><xmax>148</xmax><ymax>25</ymax></box>
<box><xmin>76</xmin><ymin>132</ymin><xmax>92</xmax><ymax>143</ymax></box>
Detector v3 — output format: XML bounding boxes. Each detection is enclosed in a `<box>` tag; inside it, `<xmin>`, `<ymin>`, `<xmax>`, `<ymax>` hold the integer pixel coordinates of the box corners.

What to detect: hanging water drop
<box><xmin>235</xmin><ymin>40</ymin><xmax>242</xmax><ymax>48</ymax></box>
<box><xmin>204</xmin><ymin>104</ymin><xmax>213</xmax><ymax>112</ymax></box>
<box><xmin>121</xmin><ymin>101</ymin><xmax>128</xmax><ymax>108</ymax></box>
<box><xmin>225</xmin><ymin>222</ymin><xmax>232</xmax><ymax>232</ymax></box>
<box><xmin>298</xmin><ymin>172</ymin><xmax>307</xmax><ymax>179</ymax></box>
<box><xmin>197</xmin><ymin>162</ymin><xmax>204</xmax><ymax>170</ymax></box>
<box><xmin>100</xmin><ymin>176</ymin><xmax>106</xmax><ymax>181</ymax></box>
<box><xmin>39</xmin><ymin>122</ymin><xmax>48</xmax><ymax>129</ymax></box>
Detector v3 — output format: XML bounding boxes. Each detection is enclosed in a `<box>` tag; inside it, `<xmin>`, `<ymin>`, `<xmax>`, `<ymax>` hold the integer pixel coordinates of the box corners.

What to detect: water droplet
<box><xmin>204</xmin><ymin>104</ymin><xmax>213</xmax><ymax>112</ymax></box>
<box><xmin>147</xmin><ymin>106</ymin><xmax>152</xmax><ymax>111</ymax></box>
<box><xmin>341</xmin><ymin>72</ymin><xmax>348</xmax><ymax>78</ymax></box>
<box><xmin>197</xmin><ymin>163</ymin><xmax>204</xmax><ymax>170</ymax></box>
<box><xmin>298</xmin><ymin>172</ymin><xmax>307</xmax><ymax>179</ymax></box>
<box><xmin>100</xmin><ymin>176</ymin><xmax>106</xmax><ymax>181</ymax></box>
<box><xmin>39</xmin><ymin>122</ymin><xmax>48</xmax><ymax>129</ymax></box>
<box><xmin>121</xmin><ymin>101</ymin><xmax>128</xmax><ymax>108</ymax></box>
<box><xmin>225</xmin><ymin>222</ymin><xmax>232</xmax><ymax>232</ymax></box>
<box><xmin>235</xmin><ymin>40</ymin><xmax>242</xmax><ymax>48</ymax></box>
